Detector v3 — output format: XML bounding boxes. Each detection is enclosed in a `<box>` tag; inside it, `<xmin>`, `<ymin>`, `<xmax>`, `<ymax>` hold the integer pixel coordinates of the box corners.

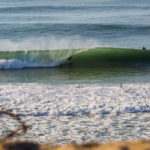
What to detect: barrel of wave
<box><xmin>63</xmin><ymin>47</ymin><xmax>150</xmax><ymax>67</ymax></box>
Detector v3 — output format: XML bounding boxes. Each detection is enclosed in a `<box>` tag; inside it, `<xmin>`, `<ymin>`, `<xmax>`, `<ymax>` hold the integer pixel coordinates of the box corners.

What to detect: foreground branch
<box><xmin>0</xmin><ymin>110</ymin><xmax>30</xmax><ymax>143</ymax></box>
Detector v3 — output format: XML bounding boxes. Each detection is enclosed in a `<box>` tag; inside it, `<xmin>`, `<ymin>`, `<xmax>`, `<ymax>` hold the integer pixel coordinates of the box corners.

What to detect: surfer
<box><xmin>142</xmin><ymin>46</ymin><xmax>146</xmax><ymax>50</ymax></box>
<box><xmin>67</xmin><ymin>56</ymin><xmax>72</xmax><ymax>62</ymax></box>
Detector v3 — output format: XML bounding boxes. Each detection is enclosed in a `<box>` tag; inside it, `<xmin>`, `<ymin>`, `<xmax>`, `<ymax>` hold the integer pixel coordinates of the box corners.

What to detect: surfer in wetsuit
<box><xmin>67</xmin><ymin>56</ymin><xmax>72</xmax><ymax>62</ymax></box>
<box><xmin>142</xmin><ymin>46</ymin><xmax>146</xmax><ymax>50</ymax></box>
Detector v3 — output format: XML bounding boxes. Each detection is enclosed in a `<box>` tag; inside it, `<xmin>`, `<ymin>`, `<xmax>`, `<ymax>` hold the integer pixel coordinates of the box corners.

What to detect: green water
<box><xmin>63</xmin><ymin>47</ymin><xmax>150</xmax><ymax>67</ymax></box>
<box><xmin>0</xmin><ymin>65</ymin><xmax>150</xmax><ymax>84</ymax></box>
<box><xmin>0</xmin><ymin>47</ymin><xmax>150</xmax><ymax>84</ymax></box>
<box><xmin>0</xmin><ymin>47</ymin><xmax>150</xmax><ymax>67</ymax></box>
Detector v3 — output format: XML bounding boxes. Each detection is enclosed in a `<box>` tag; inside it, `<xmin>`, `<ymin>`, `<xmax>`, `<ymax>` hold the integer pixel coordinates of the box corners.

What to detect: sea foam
<box><xmin>1</xmin><ymin>83</ymin><xmax>150</xmax><ymax>144</ymax></box>
<box><xmin>0</xmin><ymin>59</ymin><xmax>62</xmax><ymax>69</ymax></box>
<box><xmin>0</xmin><ymin>83</ymin><xmax>150</xmax><ymax>116</ymax></box>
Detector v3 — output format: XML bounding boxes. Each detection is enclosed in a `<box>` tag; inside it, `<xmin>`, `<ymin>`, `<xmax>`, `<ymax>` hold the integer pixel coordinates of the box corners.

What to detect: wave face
<box><xmin>69</xmin><ymin>47</ymin><xmax>150</xmax><ymax>67</ymax></box>
<box><xmin>0</xmin><ymin>47</ymin><xmax>150</xmax><ymax>69</ymax></box>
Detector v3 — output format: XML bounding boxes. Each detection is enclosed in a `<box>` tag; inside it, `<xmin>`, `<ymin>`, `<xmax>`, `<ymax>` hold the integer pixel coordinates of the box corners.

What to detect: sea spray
<box><xmin>0</xmin><ymin>36</ymin><xmax>99</xmax><ymax>51</ymax></box>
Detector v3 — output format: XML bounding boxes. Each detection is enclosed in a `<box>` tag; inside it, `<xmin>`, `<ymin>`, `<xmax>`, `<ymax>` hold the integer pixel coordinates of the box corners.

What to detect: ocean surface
<box><xmin>0</xmin><ymin>0</ymin><xmax>150</xmax><ymax>145</ymax></box>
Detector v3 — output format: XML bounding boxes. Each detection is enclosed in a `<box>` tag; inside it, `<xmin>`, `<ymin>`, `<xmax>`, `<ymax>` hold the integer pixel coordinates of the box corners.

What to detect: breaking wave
<box><xmin>0</xmin><ymin>47</ymin><xmax>150</xmax><ymax>69</ymax></box>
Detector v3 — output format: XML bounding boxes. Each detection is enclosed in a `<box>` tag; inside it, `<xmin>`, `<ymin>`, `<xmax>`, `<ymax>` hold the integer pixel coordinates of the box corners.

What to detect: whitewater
<box><xmin>1</xmin><ymin>83</ymin><xmax>150</xmax><ymax>144</ymax></box>
<box><xmin>0</xmin><ymin>0</ymin><xmax>150</xmax><ymax>145</ymax></box>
